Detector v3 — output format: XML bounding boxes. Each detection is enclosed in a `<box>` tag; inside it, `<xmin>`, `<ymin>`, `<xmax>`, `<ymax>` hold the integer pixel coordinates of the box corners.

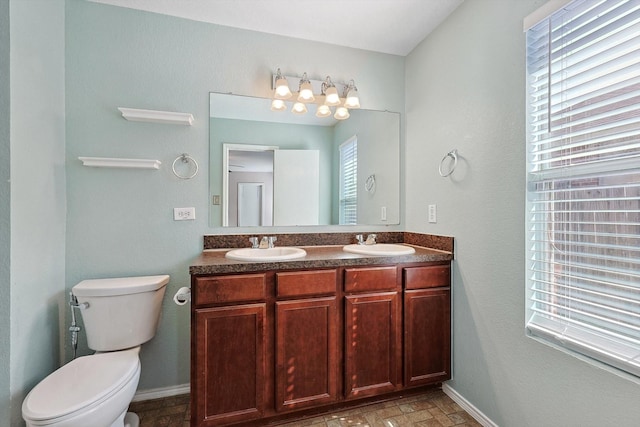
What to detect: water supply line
<box><xmin>68</xmin><ymin>292</ymin><xmax>88</xmax><ymax>359</ymax></box>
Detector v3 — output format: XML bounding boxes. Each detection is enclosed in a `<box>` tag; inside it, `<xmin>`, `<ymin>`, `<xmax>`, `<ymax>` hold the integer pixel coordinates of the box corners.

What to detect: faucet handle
<box><xmin>355</xmin><ymin>234</ymin><xmax>364</xmax><ymax>245</ymax></box>
<box><xmin>249</xmin><ymin>237</ymin><xmax>259</xmax><ymax>248</ymax></box>
<box><xmin>267</xmin><ymin>236</ymin><xmax>277</xmax><ymax>248</ymax></box>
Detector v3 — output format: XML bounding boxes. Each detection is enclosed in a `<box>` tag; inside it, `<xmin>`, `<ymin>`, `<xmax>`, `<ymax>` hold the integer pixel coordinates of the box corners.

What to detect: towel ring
<box><xmin>172</xmin><ymin>153</ymin><xmax>199</xmax><ymax>179</ymax></box>
<box><xmin>438</xmin><ymin>149</ymin><xmax>458</xmax><ymax>177</ymax></box>
<box><xmin>365</xmin><ymin>174</ymin><xmax>376</xmax><ymax>193</ymax></box>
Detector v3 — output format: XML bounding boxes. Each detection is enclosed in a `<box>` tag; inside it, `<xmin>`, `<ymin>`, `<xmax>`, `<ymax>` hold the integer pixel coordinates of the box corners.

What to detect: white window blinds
<box><xmin>339</xmin><ymin>136</ymin><xmax>357</xmax><ymax>225</ymax></box>
<box><xmin>526</xmin><ymin>0</ymin><xmax>640</xmax><ymax>377</ymax></box>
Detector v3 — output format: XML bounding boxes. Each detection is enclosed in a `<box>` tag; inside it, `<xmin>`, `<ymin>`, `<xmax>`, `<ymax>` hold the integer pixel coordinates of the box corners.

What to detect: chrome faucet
<box><xmin>365</xmin><ymin>234</ymin><xmax>377</xmax><ymax>245</ymax></box>
<box><xmin>249</xmin><ymin>237</ymin><xmax>259</xmax><ymax>248</ymax></box>
<box><xmin>259</xmin><ymin>236</ymin><xmax>277</xmax><ymax>249</ymax></box>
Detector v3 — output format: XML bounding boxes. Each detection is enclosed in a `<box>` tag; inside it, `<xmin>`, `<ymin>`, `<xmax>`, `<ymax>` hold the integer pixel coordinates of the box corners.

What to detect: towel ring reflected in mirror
<box><xmin>365</xmin><ymin>174</ymin><xmax>376</xmax><ymax>193</ymax></box>
<box><xmin>172</xmin><ymin>153</ymin><xmax>199</xmax><ymax>179</ymax></box>
<box><xmin>438</xmin><ymin>149</ymin><xmax>458</xmax><ymax>177</ymax></box>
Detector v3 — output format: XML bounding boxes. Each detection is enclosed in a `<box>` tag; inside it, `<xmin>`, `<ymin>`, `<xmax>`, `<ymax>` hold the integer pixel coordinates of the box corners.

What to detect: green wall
<box><xmin>1</xmin><ymin>0</ymin><xmax>11</xmax><ymax>422</ymax></box>
<box><xmin>8</xmin><ymin>0</ymin><xmax>66</xmax><ymax>425</ymax></box>
<box><xmin>405</xmin><ymin>0</ymin><xmax>640</xmax><ymax>425</ymax></box>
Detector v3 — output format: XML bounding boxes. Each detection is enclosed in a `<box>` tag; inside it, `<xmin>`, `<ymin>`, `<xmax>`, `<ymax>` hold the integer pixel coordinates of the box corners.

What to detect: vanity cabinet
<box><xmin>192</xmin><ymin>274</ymin><xmax>267</xmax><ymax>426</ymax></box>
<box><xmin>343</xmin><ymin>266</ymin><xmax>401</xmax><ymax>399</ymax></box>
<box><xmin>191</xmin><ymin>261</ymin><xmax>451</xmax><ymax>427</ymax></box>
<box><xmin>404</xmin><ymin>265</ymin><xmax>451</xmax><ymax>387</ymax></box>
<box><xmin>274</xmin><ymin>270</ymin><xmax>339</xmax><ymax>412</ymax></box>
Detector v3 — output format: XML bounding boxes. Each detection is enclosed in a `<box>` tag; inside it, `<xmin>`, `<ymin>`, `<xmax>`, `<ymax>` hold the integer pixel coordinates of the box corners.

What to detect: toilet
<box><xmin>22</xmin><ymin>275</ymin><xmax>170</xmax><ymax>427</ymax></box>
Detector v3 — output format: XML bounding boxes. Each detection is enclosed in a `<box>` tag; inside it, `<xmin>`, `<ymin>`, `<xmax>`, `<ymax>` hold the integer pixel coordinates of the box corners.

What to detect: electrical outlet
<box><xmin>428</xmin><ymin>204</ymin><xmax>437</xmax><ymax>223</ymax></box>
<box><xmin>174</xmin><ymin>207</ymin><xmax>196</xmax><ymax>221</ymax></box>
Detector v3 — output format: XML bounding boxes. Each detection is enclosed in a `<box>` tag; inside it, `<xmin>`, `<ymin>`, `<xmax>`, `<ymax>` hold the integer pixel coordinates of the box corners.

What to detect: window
<box><xmin>525</xmin><ymin>0</ymin><xmax>640</xmax><ymax>377</ymax></box>
<box><xmin>339</xmin><ymin>136</ymin><xmax>357</xmax><ymax>225</ymax></box>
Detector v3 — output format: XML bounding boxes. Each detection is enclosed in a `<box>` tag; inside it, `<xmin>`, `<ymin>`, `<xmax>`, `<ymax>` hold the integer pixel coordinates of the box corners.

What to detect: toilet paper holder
<box><xmin>173</xmin><ymin>287</ymin><xmax>191</xmax><ymax>306</ymax></box>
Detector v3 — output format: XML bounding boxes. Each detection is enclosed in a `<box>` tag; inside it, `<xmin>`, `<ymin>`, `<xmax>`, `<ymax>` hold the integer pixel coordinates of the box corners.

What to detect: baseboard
<box><xmin>442</xmin><ymin>383</ymin><xmax>498</xmax><ymax>427</ymax></box>
<box><xmin>132</xmin><ymin>383</ymin><xmax>190</xmax><ymax>402</ymax></box>
<box><xmin>133</xmin><ymin>382</ymin><xmax>492</xmax><ymax>423</ymax></box>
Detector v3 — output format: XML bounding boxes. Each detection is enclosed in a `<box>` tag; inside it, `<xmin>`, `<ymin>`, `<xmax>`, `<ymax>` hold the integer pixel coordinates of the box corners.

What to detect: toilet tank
<box><xmin>72</xmin><ymin>275</ymin><xmax>170</xmax><ymax>351</ymax></box>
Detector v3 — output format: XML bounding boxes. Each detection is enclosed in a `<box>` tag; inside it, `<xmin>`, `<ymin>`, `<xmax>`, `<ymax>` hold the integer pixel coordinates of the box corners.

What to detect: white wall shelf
<box><xmin>79</xmin><ymin>157</ymin><xmax>162</xmax><ymax>170</ymax></box>
<box><xmin>117</xmin><ymin>107</ymin><xmax>194</xmax><ymax>125</ymax></box>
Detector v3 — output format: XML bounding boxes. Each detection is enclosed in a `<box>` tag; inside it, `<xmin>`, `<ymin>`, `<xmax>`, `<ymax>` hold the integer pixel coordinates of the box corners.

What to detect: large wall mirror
<box><xmin>209</xmin><ymin>92</ymin><xmax>400</xmax><ymax>227</ymax></box>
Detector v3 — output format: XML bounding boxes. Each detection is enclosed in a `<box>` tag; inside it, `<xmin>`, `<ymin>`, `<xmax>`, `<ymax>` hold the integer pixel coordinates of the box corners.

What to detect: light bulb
<box><xmin>334</xmin><ymin>107</ymin><xmax>350</xmax><ymax>120</ymax></box>
<box><xmin>274</xmin><ymin>69</ymin><xmax>292</xmax><ymax>99</ymax></box>
<box><xmin>298</xmin><ymin>82</ymin><xmax>314</xmax><ymax>102</ymax></box>
<box><xmin>344</xmin><ymin>83</ymin><xmax>360</xmax><ymax>109</ymax></box>
<box><xmin>275</xmin><ymin>80</ymin><xmax>292</xmax><ymax>99</ymax></box>
<box><xmin>316</xmin><ymin>104</ymin><xmax>332</xmax><ymax>118</ymax></box>
<box><xmin>292</xmin><ymin>102</ymin><xmax>308</xmax><ymax>114</ymax></box>
<box><xmin>297</xmin><ymin>73</ymin><xmax>315</xmax><ymax>102</ymax></box>
<box><xmin>324</xmin><ymin>86</ymin><xmax>341</xmax><ymax>106</ymax></box>
<box><xmin>271</xmin><ymin>99</ymin><xmax>286</xmax><ymax>111</ymax></box>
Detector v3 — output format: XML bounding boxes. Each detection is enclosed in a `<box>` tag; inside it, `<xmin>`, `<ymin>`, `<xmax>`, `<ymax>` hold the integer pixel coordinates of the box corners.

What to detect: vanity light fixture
<box><xmin>270</xmin><ymin>98</ymin><xmax>287</xmax><ymax>112</ymax></box>
<box><xmin>273</xmin><ymin>68</ymin><xmax>292</xmax><ymax>99</ymax></box>
<box><xmin>343</xmin><ymin>80</ymin><xmax>361</xmax><ymax>109</ymax></box>
<box><xmin>270</xmin><ymin>68</ymin><xmax>361</xmax><ymax>120</ymax></box>
<box><xmin>322</xmin><ymin>77</ymin><xmax>341</xmax><ymax>106</ymax></box>
<box><xmin>316</xmin><ymin>104</ymin><xmax>332</xmax><ymax>118</ymax></box>
<box><xmin>292</xmin><ymin>102</ymin><xmax>308</xmax><ymax>114</ymax></box>
<box><xmin>297</xmin><ymin>73</ymin><xmax>315</xmax><ymax>103</ymax></box>
<box><xmin>334</xmin><ymin>107</ymin><xmax>350</xmax><ymax>120</ymax></box>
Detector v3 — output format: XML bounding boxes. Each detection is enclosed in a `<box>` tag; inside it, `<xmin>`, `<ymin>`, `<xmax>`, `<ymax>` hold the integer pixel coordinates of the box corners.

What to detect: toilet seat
<box><xmin>22</xmin><ymin>348</ymin><xmax>140</xmax><ymax>425</ymax></box>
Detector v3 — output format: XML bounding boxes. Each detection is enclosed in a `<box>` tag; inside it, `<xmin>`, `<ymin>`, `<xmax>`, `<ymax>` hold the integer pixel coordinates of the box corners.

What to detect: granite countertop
<box><xmin>190</xmin><ymin>232</ymin><xmax>453</xmax><ymax>275</ymax></box>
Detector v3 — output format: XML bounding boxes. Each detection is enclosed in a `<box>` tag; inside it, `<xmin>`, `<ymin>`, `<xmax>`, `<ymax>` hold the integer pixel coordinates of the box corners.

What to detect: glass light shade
<box><xmin>334</xmin><ymin>107</ymin><xmax>350</xmax><ymax>120</ymax></box>
<box><xmin>274</xmin><ymin>77</ymin><xmax>292</xmax><ymax>99</ymax></box>
<box><xmin>316</xmin><ymin>104</ymin><xmax>332</xmax><ymax>118</ymax></box>
<box><xmin>324</xmin><ymin>86</ymin><xmax>341</xmax><ymax>106</ymax></box>
<box><xmin>298</xmin><ymin>81</ymin><xmax>315</xmax><ymax>102</ymax></box>
<box><xmin>344</xmin><ymin>87</ymin><xmax>360</xmax><ymax>109</ymax></box>
<box><xmin>292</xmin><ymin>102</ymin><xmax>308</xmax><ymax>114</ymax></box>
<box><xmin>270</xmin><ymin>99</ymin><xmax>287</xmax><ymax>111</ymax></box>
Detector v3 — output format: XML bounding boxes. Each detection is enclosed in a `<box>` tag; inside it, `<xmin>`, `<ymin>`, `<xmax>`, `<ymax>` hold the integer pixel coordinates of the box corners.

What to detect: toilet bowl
<box><xmin>22</xmin><ymin>275</ymin><xmax>169</xmax><ymax>427</ymax></box>
<box><xmin>22</xmin><ymin>347</ymin><xmax>141</xmax><ymax>427</ymax></box>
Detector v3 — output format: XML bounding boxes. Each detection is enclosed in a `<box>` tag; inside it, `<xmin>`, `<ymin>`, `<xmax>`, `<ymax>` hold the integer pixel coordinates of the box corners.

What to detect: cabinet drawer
<box><xmin>344</xmin><ymin>266</ymin><xmax>397</xmax><ymax>293</ymax></box>
<box><xmin>276</xmin><ymin>270</ymin><xmax>337</xmax><ymax>298</ymax></box>
<box><xmin>404</xmin><ymin>265</ymin><xmax>450</xmax><ymax>290</ymax></box>
<box><xmin>195</xmin><ymin>274</ymin><xmax>266</xmax><ymax>305</ymax></box>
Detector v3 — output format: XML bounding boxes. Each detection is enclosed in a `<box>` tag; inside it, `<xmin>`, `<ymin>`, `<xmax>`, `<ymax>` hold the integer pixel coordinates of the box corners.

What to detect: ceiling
<box><xmin>87</xmin><ymin>0</ymin><xmax>464</xmax><ymax>56</ymax></box>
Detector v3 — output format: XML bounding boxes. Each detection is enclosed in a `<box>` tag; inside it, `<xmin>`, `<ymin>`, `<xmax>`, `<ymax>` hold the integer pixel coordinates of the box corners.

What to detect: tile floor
<box><xmin>128</xmin><ymin>388</ymin><xmax>481</xmax><ymax>427</ymax></box>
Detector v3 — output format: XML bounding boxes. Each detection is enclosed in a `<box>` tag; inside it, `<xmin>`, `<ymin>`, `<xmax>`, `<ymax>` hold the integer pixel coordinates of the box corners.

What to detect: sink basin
<box><xmin>343</xmin><ymin>244</ymin><xmax>416</xmax><ymax>256</ymax></box>
<box><xmin>225</xmin><ymin>247</ymin><xmax>307</xmax><ymax>262</ymax></box>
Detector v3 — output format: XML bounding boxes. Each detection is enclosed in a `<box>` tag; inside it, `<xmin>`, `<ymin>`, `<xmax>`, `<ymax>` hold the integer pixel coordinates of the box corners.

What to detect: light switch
<box><xmin>428</xmin><ymin>204</ymin><xmax>437</xmax><ymax>223</ymax></box>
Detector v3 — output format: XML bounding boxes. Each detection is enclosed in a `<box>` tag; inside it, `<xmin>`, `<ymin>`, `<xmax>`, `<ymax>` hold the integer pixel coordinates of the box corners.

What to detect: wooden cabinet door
<box><xmin>404</xmin><ymin>288</ymin><xmax>451</xmax><ymax>387</ymax></box>
<box><xmin>275</xmin><ymin>297</ymin><xmax>339</xmax><ymax>411</ymax></box>
<box><xmin>344</xmin><ymin>292</ymin><xmax>401</xmax><ymax>399</ymax></box>
<box><xmin>193</xmin><ymin>304</ymin><xmax>266</xmax><ymax>426</ymax></box>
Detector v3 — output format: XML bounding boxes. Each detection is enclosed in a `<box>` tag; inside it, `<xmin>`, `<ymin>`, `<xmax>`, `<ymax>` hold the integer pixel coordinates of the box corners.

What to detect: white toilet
<box><xmin>22</xmin><ymin>275</ymin><xmax>170</xmax><ymax>427</ymax></box>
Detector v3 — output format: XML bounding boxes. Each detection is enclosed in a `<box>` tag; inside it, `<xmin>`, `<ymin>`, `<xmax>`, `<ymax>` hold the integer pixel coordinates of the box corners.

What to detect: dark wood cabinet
<box><xmin>191</xmin><ymin>261</ymin><xmax>451</xmax><ymax>426</ymax></box>
<box><xmin>344</xmin><ymin>292</ymin><xmax>401</xmax><ymax>398</ymax></box>
<box><xmin>275</xmin><ymin>297</ymin><xmax>339</xmax><ymax>411</ymax></box>
<box><xmin>274</xmin><ymin>270</ymin><xmax>339</xmax><ymax>411</ymax></box>
<box><xmin>193</xmin><ymin>304</ymin><xmax>266</xmax><ymax>426</ymax></box>
<box><xmin>403</xmin><ymin>265</ymin><xmax>451</xmax><ymax>387</ymax></box>
<box><xmin>343</xmin><ymin>265</ymin><xmax>401</xmax><ymax>399</ymax></box>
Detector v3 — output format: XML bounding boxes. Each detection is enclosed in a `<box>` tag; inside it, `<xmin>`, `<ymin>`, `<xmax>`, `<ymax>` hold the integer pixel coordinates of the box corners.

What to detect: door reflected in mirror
<box><xmin>210</xmin><ymin>92</ymin><xmax>400</xmax><ymax>227</ymax></box>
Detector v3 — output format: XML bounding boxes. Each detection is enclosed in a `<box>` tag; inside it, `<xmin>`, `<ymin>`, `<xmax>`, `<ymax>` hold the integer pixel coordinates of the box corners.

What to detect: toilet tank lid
<box><xmin>73</xmin><ymin>275</ymin><xmax>170</xmax><ymax>297</ymax></box>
